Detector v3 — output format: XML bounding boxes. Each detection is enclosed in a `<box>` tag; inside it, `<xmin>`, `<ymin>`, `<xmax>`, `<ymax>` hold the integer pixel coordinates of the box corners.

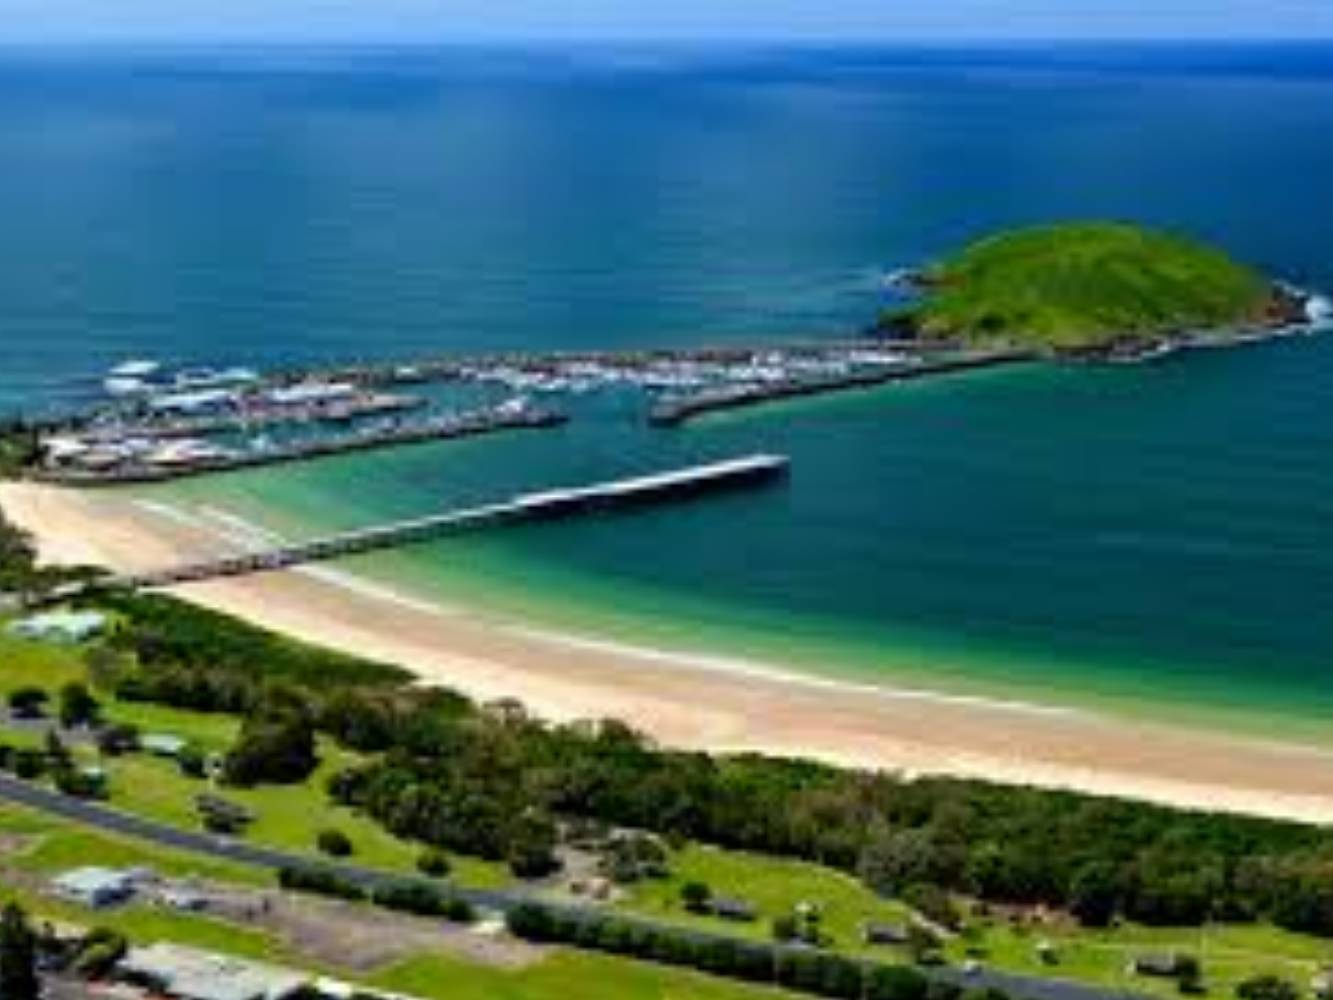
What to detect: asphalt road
<box><xmin>0</xmin><ymin>770</ymin><xmax>1146</xmax><ymax>1000</ymax></box>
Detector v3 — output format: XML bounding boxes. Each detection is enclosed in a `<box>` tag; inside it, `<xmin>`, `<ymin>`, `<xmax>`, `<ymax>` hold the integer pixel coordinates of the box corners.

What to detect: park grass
<box><xmin>0</xmin><ymin>803</ymin><xmax>265</xmax><ymax>886</ymax></box>
<box><xmin>0</xmin><ymin>632</ymin><xmax>510</xmax><ymax>890</ymax></box>
<box><xmin>0</xmin><ymin>630</ymin><xmax>86</xmax><ymax>693</ymax></box>
<box><xmin>900</xmin><ymin>222</ymin><xmax>1270</xmax><ymax>350</ymax></box>
<box><xmin>371</xmin><ymin>949</ymin><xmax>795</xmax><ymax>1000</ymax></box>
<box><xmin>947</xmin><ymin>915</ymin><xmax>1333</xmax><ymax>999</ymax></box>
<box><xmin>620</xmin><ymin>843</ymin><xmax>911</xmax><ymax>952</ymax></box>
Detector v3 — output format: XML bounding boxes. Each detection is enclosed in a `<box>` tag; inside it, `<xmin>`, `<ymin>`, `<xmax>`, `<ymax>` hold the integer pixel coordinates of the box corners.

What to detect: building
<box><xmin>51</xmin><ymin>867</ymin><xmax>137</xmax><ymax>909</ymax></box>
<box><xmin>862</xmin><ymin>921</ymin><xmax>911</xmax><ymax>946</ymax></box>
<box><xmin>8</xmin><ymin>610</ymin><xmax>108</xmax><ymax>644</ymax></box>
<box><xmin>119</xmin><ymin>944</ymin><xmax>310</xmax><ymax>1000</ymax></box>
<box><xmin>142</xmin><ymin>733</ymin><xmax>189</xmax><ymax>758</ymax></box>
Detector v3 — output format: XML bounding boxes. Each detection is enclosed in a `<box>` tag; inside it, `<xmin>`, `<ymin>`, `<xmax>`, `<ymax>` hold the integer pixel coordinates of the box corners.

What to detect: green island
<box><xmin>882</xmin><ymin>222</ymin><xmax>1306</xmax><ymax>356</ymax></box>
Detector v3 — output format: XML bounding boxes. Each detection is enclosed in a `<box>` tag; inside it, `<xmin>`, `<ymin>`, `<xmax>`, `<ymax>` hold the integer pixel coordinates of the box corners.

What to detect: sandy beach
<box><xmin>5</xmin><ymin>479</ymin><xmax>1333</xmax><ymax>824</ymax></box>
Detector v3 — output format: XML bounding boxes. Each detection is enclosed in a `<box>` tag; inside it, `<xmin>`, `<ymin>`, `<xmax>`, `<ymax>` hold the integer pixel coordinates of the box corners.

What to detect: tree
<box><xmin>1236</xmin><ymin>975</ymin><xmax>1298</xmax><ymax>1000</ymax></box>
<box><xmin>1069</xmin><ymin>861</ymin><xmax>1121</xmax><ymax>928</ymax></box>
<box><xmin>6</xmin><ymin>688</ymin><xmax>47</xmax><ymax>719</ymax></box>
<box><xmin>59</xmin><ymin>682</ymin><xmax>101</xmax><ymax>729</ymax></box>
<box><xmin>96</xmin><ymin>723</ymin><xmax>140</xmax><ymax>757</ymax></box>
<box><xmin>417</xmin><ymin>848</ymin><xmax>451</xmax><ymax>879</ymax></box>
<box><xmin>0</xmin><ymin>903</ymin><xmax>39</xmax><ymax>1000</ymax></box>
<box><xmin>317</xmin><ymin>829</ymin><xmax>354</xmax><ymax>858</ymax></box>
<box><xmin>223</xmin><ymin>702</ymin><xmax>317</xmax><ymax>786</ymax></box>
<box><xmin>177</xmin><ymin>743</ymin><xmax>208</xmax><ymax>779</ymax></box>
<box><xmin>508</xmin><ymin>810</ymin><xmax>561</xmax><ymax>879</ymax></box>
<box><xmin>44</xmin><ymin>730</ymin><xmax>71</xmax><ymax>770</ymax></box>
<box><xmin>681</xmin><ymin>881</ymin><xmax>713</xmax><ymax>913</ymax></box>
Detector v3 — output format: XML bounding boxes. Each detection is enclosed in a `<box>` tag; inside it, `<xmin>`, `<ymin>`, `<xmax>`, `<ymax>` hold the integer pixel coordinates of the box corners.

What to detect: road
<box><xmin>0</xmin><ymin>771</ymin><xmax>1145</xmax><ymax>1000</ymax></box>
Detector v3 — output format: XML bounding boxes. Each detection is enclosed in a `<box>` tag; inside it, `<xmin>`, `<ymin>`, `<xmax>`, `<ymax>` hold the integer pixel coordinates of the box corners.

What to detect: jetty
<box><xmin>35</xmin><ymin>403</ymin><xmax>567</xmax><ymax>486</ymax></box>
<box><xmin>106</xmin><ymin>454</ymin><xmax>790</xmax><ymax>590</ymax></box>
<box><xmin>648</xmin><ymin>349</ymin><xmax>1030</xmax><ymax>426</ymax></box>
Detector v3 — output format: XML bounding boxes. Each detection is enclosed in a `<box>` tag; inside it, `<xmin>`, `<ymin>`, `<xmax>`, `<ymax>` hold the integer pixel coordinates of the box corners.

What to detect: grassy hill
<box><xmin>887</xmin><ymin>222</ymin><xmax>1274</xmax><ymax>351</ymax></box>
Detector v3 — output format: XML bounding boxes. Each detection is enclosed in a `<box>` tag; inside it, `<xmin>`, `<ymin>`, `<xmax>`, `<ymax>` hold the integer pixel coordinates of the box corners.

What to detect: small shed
<box><xmin>51</xmin><ymin>867</ymin><xmax>136</xmax><ymax>909</ymax></box>
<box><xmin>143</xmin><ymin>734</ymin><xmax>188</xmax><ymax>758</ymax></box>
<box><xmin>711</xmin><ymin>896</ymin><xmax>757</xmax><ymax>922</ymax></box>
<box><xmin>862</xmin><ymin>921</ymin><xmax>911</xmax><ymax>946</ymax></box>
<box><xmin>1131</xmin><ymin>953</ymin><xmax>1186</xmax><ymax>978</ymax></box>
<box><xmin>119</xmin><ymin>943</ymin><xmax>310</xmax><ymax>1000</ymax></box>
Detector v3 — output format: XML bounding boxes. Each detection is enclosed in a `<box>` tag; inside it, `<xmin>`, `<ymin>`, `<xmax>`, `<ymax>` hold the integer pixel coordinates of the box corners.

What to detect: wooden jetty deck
<box><xmin>108</xmin><ymin>454</ymin><xmax>790</xmax><ymax>590</ymax></box>
<box><xmin>647</xmin><ymin>350</ymin><xmax>1031</xmax><ymax>426</ymax></box>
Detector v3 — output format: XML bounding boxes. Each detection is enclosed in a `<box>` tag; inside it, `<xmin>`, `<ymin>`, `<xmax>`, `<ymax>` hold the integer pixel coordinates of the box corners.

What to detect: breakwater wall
<box><xmin>37</xmin><ymin>407</ymin><xmax>567</xmax><ymax>487</ymax></box>
<box><xmin>648</xmin><ymin>350</ymin><xmax>1032</xmax><ymax>426</ymax></box>
<box><xmin>109</xmin><ymin>454</ymin><xmax>790</xmax><ymax>589</ymax></box>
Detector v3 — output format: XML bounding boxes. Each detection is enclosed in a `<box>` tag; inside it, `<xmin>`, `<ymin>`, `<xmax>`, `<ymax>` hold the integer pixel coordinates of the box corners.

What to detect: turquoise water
<box><xmin>4</xmin><ymin>45</ymin><xmax>1333</xmax><ymax>733</ymax></box>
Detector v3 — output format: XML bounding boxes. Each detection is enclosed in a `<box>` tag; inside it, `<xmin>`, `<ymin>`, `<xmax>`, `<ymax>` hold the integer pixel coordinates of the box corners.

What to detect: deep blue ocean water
<box><xmin>3</xmin><ymin>44</ymin><xmax>1333</xmax><ymax>730</ymax></box>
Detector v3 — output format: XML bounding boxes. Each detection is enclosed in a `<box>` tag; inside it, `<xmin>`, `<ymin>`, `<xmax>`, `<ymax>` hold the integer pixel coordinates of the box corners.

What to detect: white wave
<box><xmin>503</xmin><ymin>624</ymin><xmax>1090</xmax><ymax>721</ymax></box>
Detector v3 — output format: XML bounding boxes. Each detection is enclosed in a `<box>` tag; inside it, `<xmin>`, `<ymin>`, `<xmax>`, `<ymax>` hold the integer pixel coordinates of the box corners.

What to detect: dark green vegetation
<box><xmin>0</xmin><ymin>903</ymin><xmax>38</xmax><ymax>1000</ymax></box>
<box><xmin>506</xmin><ymin>900</ymin><xmax>941</xmax><ymax>1000</ymax></box>
<box><xmin>55</xmin><ymin>577</ymin><xmax>1333</xmax><ymax>939</ymax></box>
<box><xmin>885</xmin><ymin>223</ymin><xmax>1276</xmax><ymax>351</ymax></box>
<box><xmin>12</xmin><ymin>503</ymin><xmax>1333</xmax><ymax>997</ymax></box>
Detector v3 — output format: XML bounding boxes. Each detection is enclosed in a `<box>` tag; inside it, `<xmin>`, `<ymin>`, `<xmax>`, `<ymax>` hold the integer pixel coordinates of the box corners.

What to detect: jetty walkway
<box><xmin>109</xmin><ymin>454</ymin><xmax>790</xmax><ymax>590</ymax></box>
<box><xmin>648</xmin><ymin>349</ymin><xmax>1030</xmax><ymax>426</ymax></box>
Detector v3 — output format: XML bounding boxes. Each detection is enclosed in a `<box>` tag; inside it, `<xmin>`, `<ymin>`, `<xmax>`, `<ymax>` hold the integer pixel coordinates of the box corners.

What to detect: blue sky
<box><xmin>4</xmin><ymin>0</ymin><xmax>1333</xmax><ymax>42</ymax></box>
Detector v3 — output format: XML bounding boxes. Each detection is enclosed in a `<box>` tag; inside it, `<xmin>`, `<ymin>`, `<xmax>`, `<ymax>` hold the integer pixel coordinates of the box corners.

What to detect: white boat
<box><xmin>1307</xmin><ymin>294</ymin><xmax>1332</xmax><ymax>329</ymax></box>
<box><xmin>103</xmin><ymin>376</ymin><xmax>150</xmax><ymax>397</ymax></box>
<box><xmin>109</xmin><ymin>359</ymin><xmax>161</xmax><ymax>378</ymax></box>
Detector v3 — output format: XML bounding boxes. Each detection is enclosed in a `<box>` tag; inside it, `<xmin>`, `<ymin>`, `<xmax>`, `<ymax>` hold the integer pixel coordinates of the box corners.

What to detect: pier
<box><xmin>108</xmin><ymin>454</ymin><xmax>789</xmax><ymax>590</ymax></box>
<box><xmin>36</xmin><ymin>404</ymin><xmax>567</xmax><ymax>486</ymax></box>
<box><xmin>648</xmin><ymin>349</ymin><xmax>1031</xmax><ymax>426</ymax></box>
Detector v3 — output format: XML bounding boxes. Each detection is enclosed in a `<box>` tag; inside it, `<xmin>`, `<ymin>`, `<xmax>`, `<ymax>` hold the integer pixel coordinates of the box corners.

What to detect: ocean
<box><xmin>3</xmin><ymin>43</ymin><xmax>1333</xmax><ymax>735</ymax></box>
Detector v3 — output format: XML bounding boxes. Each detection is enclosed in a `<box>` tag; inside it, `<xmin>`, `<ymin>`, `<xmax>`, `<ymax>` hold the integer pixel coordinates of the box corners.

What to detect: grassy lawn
<box><xmin>0</xmin><ymin>803</ymin><xmax>264</xmax><ymax>886</ymax></box>
<box><xmin>0</xmin><ymin>631</ymin><xmax>510</xmax><ymax>890</ymax></box>
<box><xmin>620</xmin><ymin>843</ymin><xmax>911</xmax><ymax>952</ymax></box>
<box><xmin>0</xmin><ymin>806</ymin><xmax>794</xmax><ymax>1000</ymax></box>
<box><xmin>371</xmin><ymin>950</ymin><xmax>796</xmax><ymax>1000</ymax></box>
<box><xmin>956</xmin><ymin>918</ymin><xmax>1333</xmax><ymax>999</ymax></box>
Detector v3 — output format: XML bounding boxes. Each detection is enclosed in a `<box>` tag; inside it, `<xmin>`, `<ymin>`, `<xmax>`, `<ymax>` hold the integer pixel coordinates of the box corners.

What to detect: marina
<box><xmin>12</xmin><ymin>341</ymin><xmax>993</xmax><ymax>484</ymax></box>
<box><xmin>34</xmin><ymin>399</ymin><xmax>566</xmax><ymax>485</ymax></box>
<box><xmin>647</xmin><ymin>348</ymin><xmax>1031</xmax><ymax>426</ymax></box>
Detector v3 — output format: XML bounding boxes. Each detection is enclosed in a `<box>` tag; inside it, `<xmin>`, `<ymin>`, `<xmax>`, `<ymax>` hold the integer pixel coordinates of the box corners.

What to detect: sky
<box><xmin>2</xmin><ymin>0</ymin><xmax>1333</xmax><ymax>43</ymax></box>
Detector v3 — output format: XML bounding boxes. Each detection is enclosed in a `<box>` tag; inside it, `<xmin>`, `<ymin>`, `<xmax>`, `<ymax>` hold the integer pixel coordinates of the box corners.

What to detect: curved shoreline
<box><xmin>5</xmin><ymin>479</ymin><xmax>1333</xmax><ymax>824</ymax></box>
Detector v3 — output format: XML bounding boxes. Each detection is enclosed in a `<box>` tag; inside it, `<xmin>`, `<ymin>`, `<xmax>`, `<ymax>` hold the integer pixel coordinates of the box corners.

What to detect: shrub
<box><xmin>58</xmin><ymin>682</ymin><xmax>100</xmax><ymax>729</ymax></box>
<box><xmin>371</xmin><ymin>880</ymin><xmax>473</xmax><ymax>923</ymax></box>
<box><xmin>1236</xmin><ymin>975</ymin><xmax>1299</xmax><ymax>1000</ymax></box>
<box><xmin>681</xmin><ymin>881</ymin><xmax>712</xmax><ymax>913</ymax></box>
<box><xmin>12</xmin><ymin>749</ymin><xmax>45</xmax><ymax>781</ymax></box>
<box><xmin>71</xmin><ymin>928</ymin><xmax>127</xmax><ymax>978</ymax></box>
<box><xmin>95</xmin><ymin>723</ymin><xmax>139</xmax><ymax>757</ymax></box>
<box><xmin>317</xmin><ymin>829</ymin><xmax>354</xmax><ymax>858</ymax></box>
<box><xmin>866</xmin><ymin>965</ymin><xmax>929</xmax><ymax>1000</ymax></box>
<box><xmin>7</xmin><ymin>688</ymin><xmax>47</xmax><ymax>719</ymax></box>
<box><xmin>417</xmin><ymin>849</ymin><xmax>451</xmax><ymax>879</ymax></box>
<box><xmin>177</xmin><ymin>743</ymin><xmax>208</xmax><ymax>779</ymax></box>
<box><xmin>277</xmin><ymin>866</ymin><xmax>365</xmax><ymax>902</ymax></box>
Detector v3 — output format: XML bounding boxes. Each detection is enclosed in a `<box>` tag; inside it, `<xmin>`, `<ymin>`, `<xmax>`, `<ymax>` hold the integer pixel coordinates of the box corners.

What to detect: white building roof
<box><xmin>8</xmin><ymin>610</ymin><xmax>108</xmax><ymax>641</ymax></box>
<box><xmin>121</xmin><ymin>944</ymin><xmax>310</xmax><ymax>1000</ymax></box>
<box><xmin>52</xmin><ymin>866</ymin><xmax>135</xmax><ymax>897</ymax></box>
